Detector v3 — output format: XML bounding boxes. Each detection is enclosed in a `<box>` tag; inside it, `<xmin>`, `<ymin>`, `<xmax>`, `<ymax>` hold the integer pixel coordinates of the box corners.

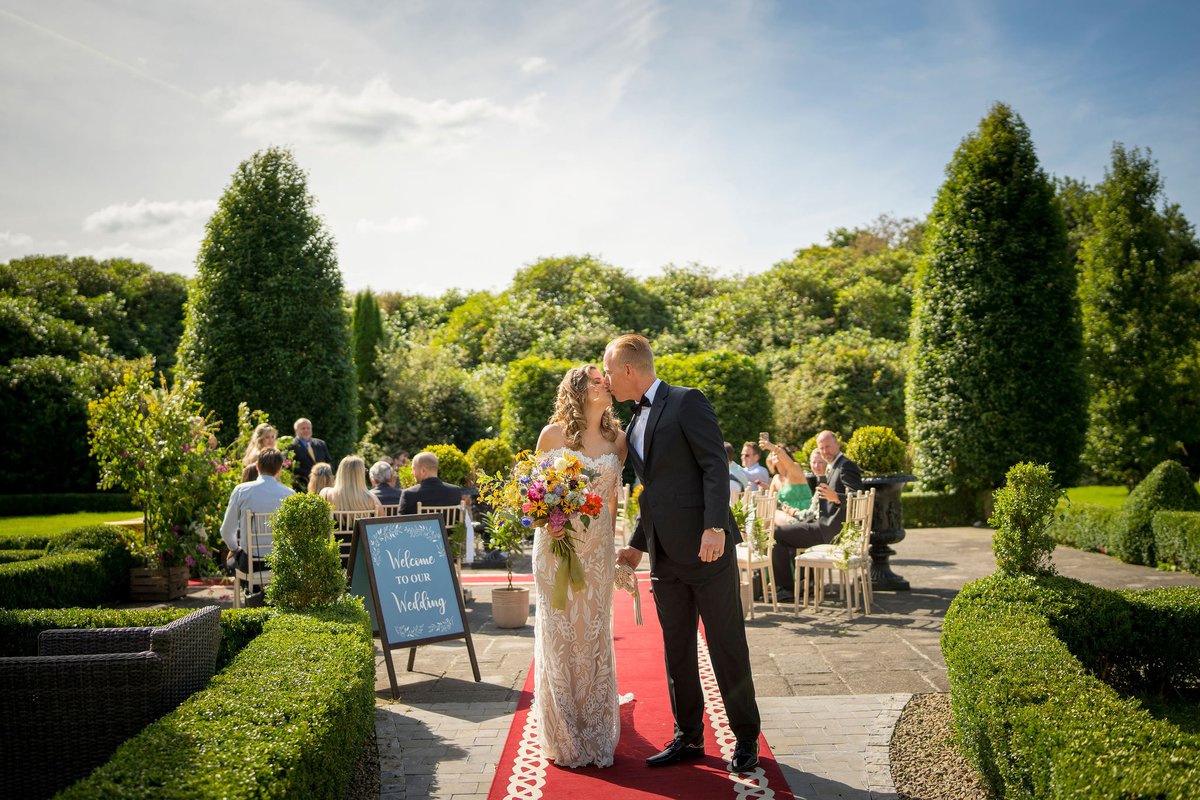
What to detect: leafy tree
<box><xmin>907</xmin><ymin>102</ymin><xmax>1086</xmax><ymax>492</ymax></box>
<box><xmin>1078</xmin><ymin>145</ymin><xmax>1200</xmax><ymax>486</ymax></box>
<box><xmin>501</xmin><ymin>355</ymin><xmax>572</xmax><ymax>450</ymax></box>
<box><xmin>176</xmin><ymin>147</ymin><xmax>357</xmax><ymax>457</ymax></box>
<box><xmin>350</xmin><ymin>290</ymin><xmax>385</xmax><ymax>431</ymax></box>
<box><xmin>363</xmin><ymin>334</ymin><xmax>490</xmax><ymax>454</ymax></box>
<box><xmin>771</xmin><ymin>331</ymin><xmax>906</xmax><ymax>445</ymax></box>
<box><xmin>656</xmin><ymin>350</ymin><xmax>770</xmax><ymax>446</ymax></box>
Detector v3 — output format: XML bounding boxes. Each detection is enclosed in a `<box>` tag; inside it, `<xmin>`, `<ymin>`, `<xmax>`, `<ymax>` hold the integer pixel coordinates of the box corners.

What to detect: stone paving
<box><xmin>168</xmin><ymin>526</ymin><xmax>1200</xmax><ymax>799</ymax></box>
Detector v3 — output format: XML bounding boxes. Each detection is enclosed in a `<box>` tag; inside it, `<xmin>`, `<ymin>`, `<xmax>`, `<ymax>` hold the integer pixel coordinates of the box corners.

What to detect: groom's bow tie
<box><xmin>631</xmin><ymin>395</ymin><xmax>651</xmax><ymax>418</ymax></box>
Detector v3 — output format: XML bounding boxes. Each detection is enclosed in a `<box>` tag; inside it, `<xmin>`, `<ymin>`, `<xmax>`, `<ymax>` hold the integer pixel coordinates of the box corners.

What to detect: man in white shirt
<box><xmin>740</xmin><ymin>442</ymin><xmax>771</xmax><ymax>491</ymax></box>
<box><xmin>220</xmin><ymin>448</ymin><xmax>294</xmax><ymax>597</ymax></box>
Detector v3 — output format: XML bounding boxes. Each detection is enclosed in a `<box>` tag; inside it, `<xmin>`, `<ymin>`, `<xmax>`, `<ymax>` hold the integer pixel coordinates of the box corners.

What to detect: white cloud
<box><xmin>81</xmin><ymin>240</ymin><xmax>198</xmax><ymax>273</ymax></box>
<box><xmin>519</xmin><ymin>56</ymin><xmax>552</xmax><ymax>75</ymax></box>
<box><xmin>356</xmin><ymin>215</ymin><xmax>429</xmax><ymax>234</ymax></box>
<box><xmin>0</xmin><ymin>231</ymin><xmax>34</xmax><ymax>248</ymax></box>
<box><xmin>211</xmin><ymin>77</ymin><xmax>543</xmax><ymax>148</ymax></box>
<box><xmin>82</xmin><ymin>199</ymin><xmax>216</xmax><ymax>239</ymax></box>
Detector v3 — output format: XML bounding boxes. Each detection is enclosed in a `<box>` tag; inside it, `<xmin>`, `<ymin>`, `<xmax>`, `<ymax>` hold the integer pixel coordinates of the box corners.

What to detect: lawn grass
<box><xmin>1063</xmin><ymin>485</ymin><xmax>1129</xmax><ymax>509</ymax></box>
<box><xmin>0</xmin><ymin>511</ymin><xmax>144</xmax><ymax>537</ymax></box>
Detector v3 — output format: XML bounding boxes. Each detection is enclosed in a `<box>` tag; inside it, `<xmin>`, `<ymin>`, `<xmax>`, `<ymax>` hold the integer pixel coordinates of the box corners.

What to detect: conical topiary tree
<box><xmin>907</xmin><ymin>102</ymin><xmax>1086</xmax><ymax>492</ymax></box>
<box><xmin>350</xmin><ymin>290</ymin><xmax>385</xmax><ymax>432</ymax></box>
<box><xmin>265</xmin><ymin>493</ymin><xmax>345</xmax><ymax>610</ymax></box>
<box><xmin>176</xmin><ymin>147</ymin><xmax>357</xmax><ymax>458</ymax></box>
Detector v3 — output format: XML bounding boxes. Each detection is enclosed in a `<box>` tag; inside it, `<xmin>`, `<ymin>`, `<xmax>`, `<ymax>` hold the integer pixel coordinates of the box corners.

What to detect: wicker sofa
<box><xmin>0</xmin><ymin>605</ymin><xmax>222</xmax><ymax>799</ymax></box>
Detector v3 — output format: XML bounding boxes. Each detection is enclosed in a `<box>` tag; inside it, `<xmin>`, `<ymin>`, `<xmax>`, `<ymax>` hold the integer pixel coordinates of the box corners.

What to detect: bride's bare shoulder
<box><xmin>536</xmin><ymin>424</ymin><xmax>568</xmax><ymax>452</ymax></box>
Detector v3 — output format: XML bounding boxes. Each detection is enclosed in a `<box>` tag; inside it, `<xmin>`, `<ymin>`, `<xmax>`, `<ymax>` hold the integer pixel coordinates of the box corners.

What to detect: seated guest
<box><xmin>740</xmin><ymin>441</ymin><xmax>771</xmax><ymax>491</ymax></box>
<box><xmin>242</xmin><ymin>423</ymin><xmax>277</xmax><ymax>467</ymax></box>
<box><xmin>725</xmin><ymin>441</ymin><xmax>750</xmax><ymax>504</ymax></box>
<box><xmin>321</xmin><ymin>455</ymin><xmax>383</xmax><ymax>514</ymax></box>
<box><xmin>400</xmin><ymin>451</ymin><xmax>464</xmax><ymax>514</ymax></box>
<box><xmin>307</xmin><ymin>462</ymin><xmax>334</xmax><ymax>495</ymax></box>
<box><xmin>770</xmin><ymin>430</ymin><xmax>862</xmax><ymax>602</ymax></box>
<box><xmin>220</xmin><ymin>448</ymin><xmax>294</xmax><ymax>601</ymax></box>
<box><xmin>240</xmin><ymin>464</ymin><xmax>259</xmax><ymax>483</ymax></box>
<box><xmin>759</xmin><ymin>436</ymin><xmax>813</xmax><ymax>515</ymax></box>
<box><xmin>369</xmin><ymin>460</ymin><xmax>402</xmax><ymax>505</ymax></box>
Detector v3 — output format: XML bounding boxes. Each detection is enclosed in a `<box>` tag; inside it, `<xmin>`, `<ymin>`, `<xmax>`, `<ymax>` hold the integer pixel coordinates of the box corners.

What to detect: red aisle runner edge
<box><xmin>487</xmin><ymin>577</ymin><xmax>795</xmax><ymax>800</ymax></box>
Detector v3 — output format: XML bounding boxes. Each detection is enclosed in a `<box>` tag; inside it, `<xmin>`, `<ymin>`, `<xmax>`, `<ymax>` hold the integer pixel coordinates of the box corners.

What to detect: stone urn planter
<box><xmin>491</xmin><ymin>586</ymin><xmax>530</xmax><ymax>628</ymax></box>
<box><xmin>128</xmin><ymin>565</ymin><xmax>189</xmax><ymax>601</ymax></box>
<box><xmin>861</xmin><ymin>475</ymin><xmax>916</xmax><ymax>591</ymax></box>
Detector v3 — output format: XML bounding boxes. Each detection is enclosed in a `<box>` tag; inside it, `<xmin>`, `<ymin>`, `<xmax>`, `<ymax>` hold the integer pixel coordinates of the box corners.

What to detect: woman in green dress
<box><xmin>760</xmin><ymin>438</ymin><xmax>814</xmax><ymax>518</ymax></box>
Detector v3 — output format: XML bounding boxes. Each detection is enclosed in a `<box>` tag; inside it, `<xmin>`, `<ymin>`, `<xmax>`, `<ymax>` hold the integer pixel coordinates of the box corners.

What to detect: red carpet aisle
<box><xmin>487</xmin><ymin>578</ymin><xmax>794</xmax><ymax>800</ymax></box>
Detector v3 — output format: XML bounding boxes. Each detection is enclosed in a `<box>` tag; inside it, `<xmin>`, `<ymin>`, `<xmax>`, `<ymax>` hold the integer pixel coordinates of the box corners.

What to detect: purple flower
<box><xmin>185</xmin><ymin>555</ymin><xmax>195</xmax><ymax>567</ymax></box>
<box><xmin>120</xmin><ymin>450</ymin><xmax>129</xmax><ymax>458</ymax></box>
<box><xmin>137</xmin><ymin>461</ymin><xmax>145</xmax><ymax>469</ymax></box>
<box><xmin>182</xmin><ymin>444</ymin><xmax>191</xmax><ymax>453</ymax></box>
<box><xmin>197</xmin><ymin>543</ymin><xmax>208</xmax><ymax>555</ymax></box>
<box><xmin>548</xmin><ymin>508</ymin><xmax>567</xmax><ymax>531</ymax></box>
<box><xmin>520</xmin><ymin>517</ymin><xmax>533</xmax><ymax>528</ymax></box>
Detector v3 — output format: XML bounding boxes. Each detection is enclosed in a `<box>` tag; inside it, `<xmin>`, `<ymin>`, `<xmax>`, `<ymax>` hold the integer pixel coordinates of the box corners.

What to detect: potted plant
<box><xmin>88</xmin><ymin>363</ymin><xmax>229</xmax><ymax>600</ymax></box>
<box><xmin>844</xmin><ymin>426</ymin><xmax>916</xmax><ymax>591</ymax></box>
<box><xmin>483</xmin><ymin>509</ymin><xmax>530</xmax><ymax>628</ymax></box>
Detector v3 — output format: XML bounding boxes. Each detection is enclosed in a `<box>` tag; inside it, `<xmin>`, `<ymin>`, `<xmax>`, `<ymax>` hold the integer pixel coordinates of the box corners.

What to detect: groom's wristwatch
<box><xmin>706</xmin><ymin>527</ymin><xmax>724</xmax><ymax>536</ymax></box>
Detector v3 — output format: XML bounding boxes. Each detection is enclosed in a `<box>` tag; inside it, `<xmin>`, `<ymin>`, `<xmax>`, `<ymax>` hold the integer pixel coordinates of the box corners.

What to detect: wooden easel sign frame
<box><xmin>348</xmin><ymin>513</ymin><xmax>481</xmax><ymax>699</ymax></box>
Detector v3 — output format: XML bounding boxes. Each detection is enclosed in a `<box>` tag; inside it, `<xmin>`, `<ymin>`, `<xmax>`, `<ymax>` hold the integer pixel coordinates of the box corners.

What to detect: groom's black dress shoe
<box><xmin>730</xmin><ymin>739</ymin><xmax>759</xmax><ymax>772</ymax></box>
<box><xmin>646</xmin><ymin>737</ymin><xmax>705</xmax><ymax>767</ymax></box>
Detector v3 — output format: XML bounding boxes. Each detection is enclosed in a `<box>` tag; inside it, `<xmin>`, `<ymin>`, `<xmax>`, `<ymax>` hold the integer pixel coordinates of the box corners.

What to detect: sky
<box><xmin>2</xmin><ymin>1</ymin><xmax>1197</xmax><ymax>296</ymax></box>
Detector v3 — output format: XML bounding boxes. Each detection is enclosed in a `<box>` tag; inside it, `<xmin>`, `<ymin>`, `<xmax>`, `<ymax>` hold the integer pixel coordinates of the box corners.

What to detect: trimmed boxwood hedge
<box><xmin>0</xmin><ymin>525</ymin><xmax>137</xmax><ymax>609</ymax></box>
<box><xmin>1047</xmin><ymin>501</ymin><xmax>1120</xmax><ymax>553</ymax></box>
<box><xmin>1154</xmin><ymin>511</ymin><xmax>1200</xmax><ymax>576</ymax></box>
<box><xmin>0</xmin><ymin>492</ymin><xmax>135</xmax><ymax>517</ymax></box>
<box><xmin>57</xmin><ymin>599</ymin><xmax>374</xmax><ymax>799</ymax></box>
<box><xmin>942</xmin><ymin>573</ymin><xmax>1200</xmax><ymax>797</ymax></box>
<box><xmin>900</xmin><ymin>490</ymin><xmax>981</xmax><ymax>527</ymax></box>
<box><xmin>0</xmin><ymin>549</ymin><xmax>42</xmax><ymax>564</ymax></box>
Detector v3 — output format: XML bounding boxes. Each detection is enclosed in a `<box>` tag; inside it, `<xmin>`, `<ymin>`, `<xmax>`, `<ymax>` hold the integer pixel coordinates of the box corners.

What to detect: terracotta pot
<box><xmin>128</xmin><ymin>566</ymin><xmax>189</xmax><ymax>601</ymax></box>
<box><xmin>492</xmin><ymin>586</ymin><xmax>530</xmax><ymax>628</ymax></box>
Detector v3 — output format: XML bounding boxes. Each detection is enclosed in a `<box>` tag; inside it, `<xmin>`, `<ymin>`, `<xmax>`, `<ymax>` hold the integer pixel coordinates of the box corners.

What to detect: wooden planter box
<box><xmin>128</xmin><ymin>566</ymin><xmax>189</xmax><ymax>601</ymax></box>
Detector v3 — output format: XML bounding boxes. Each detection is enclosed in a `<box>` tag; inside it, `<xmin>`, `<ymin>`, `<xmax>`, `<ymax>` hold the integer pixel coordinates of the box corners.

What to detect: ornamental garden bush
<box><xmin>1047</xmin><ymin>501</ymin><xmax>1120</xmax><ymax>553</ymax></box>
<box><xmin>1153</xmin><ymin>511</ymin><xmax>1200</xmax><ymax>575</ymax></box>
<box><xmin>942</xmin><ymin>573</ymin><xmax>1200</xmax><ymax>797</ymax></box>
<box><xmin>466</xmin><ymin>436</ymin><xmax>515</xmax><ymax>481</ymax></box>
<box><xmin>844</xmin><ymin>425</ymin><xmax>910</xmax><ymax>476</ymax></box>
<box><xmin>989</xmin><ymin>462</ymin><xmax>1062</xmax><ymax>576</ymax></box>
<box><xmin>0</xmin><ymin>525</ymin><xmax>138</xmax><ymax>609</ymax></box>
<box><xmin>1112</xmin><ymin>460</ymin><xmax>1200</xmax><ymax>566</ymax></box>
<box><xmin>266</xmin><ymin>493</ymin><xmax>345</xmax><ymax>611</ymax></box>
<box><xmin>422</xmin><ymin>442</ymin><xmax>471</xmax><ymax>487</ymax></box>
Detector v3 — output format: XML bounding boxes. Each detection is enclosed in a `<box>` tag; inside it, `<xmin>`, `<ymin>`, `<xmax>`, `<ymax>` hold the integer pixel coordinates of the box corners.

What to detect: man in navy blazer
<box><xmin>289</xmin><ymin>417</ymin><xmax>331</xmax><ymax>491</ymax></box>
<box><xmin>399</xmin><ymin>452</ymin><xmax>464</xmax><ymax>514</ymax></box>
<box><xmin>605</xmin><ymin>334</ymin><xmax>761</xmax><ymax>774</ymax></box>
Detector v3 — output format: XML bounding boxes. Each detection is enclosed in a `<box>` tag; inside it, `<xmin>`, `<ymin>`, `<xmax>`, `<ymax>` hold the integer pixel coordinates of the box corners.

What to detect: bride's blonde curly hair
<box><xmin>549</xmin><ymin>365</ymin><xmax>620</xmax><ymax>450</ymax></box>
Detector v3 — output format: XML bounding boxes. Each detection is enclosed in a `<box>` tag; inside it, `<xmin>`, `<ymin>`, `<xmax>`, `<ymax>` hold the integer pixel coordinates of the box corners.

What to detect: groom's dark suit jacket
<box><xmin>627</xmin><ymin>382</ymin><xmax>740</xmax><ymax>563</ymax></box>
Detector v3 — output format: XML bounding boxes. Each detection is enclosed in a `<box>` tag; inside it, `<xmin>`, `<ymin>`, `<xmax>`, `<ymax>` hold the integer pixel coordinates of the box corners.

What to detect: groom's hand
<box><xmin>699</xmin><ymin>528</ymin><xmax>725</xmax><ymax>562</ymax></box>
<box><xmin>616</xmin><ymin>546</ymin><xmax>642</xmax><ymax>570</ymax></box>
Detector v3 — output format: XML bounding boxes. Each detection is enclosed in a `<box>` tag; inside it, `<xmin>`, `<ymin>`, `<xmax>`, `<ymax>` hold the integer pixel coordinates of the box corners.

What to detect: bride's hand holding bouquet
<box><xmin>479</xmin><ymin>450</ymin><xmax>604</xmax><ymax>609</ymax></box>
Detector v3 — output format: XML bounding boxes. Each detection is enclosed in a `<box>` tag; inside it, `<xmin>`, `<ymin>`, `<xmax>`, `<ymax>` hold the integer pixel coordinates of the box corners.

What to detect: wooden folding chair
<box><xmin>233</xmin><ymin>510</ymin><xmax>274</xmax><ymax>608</ymax></box>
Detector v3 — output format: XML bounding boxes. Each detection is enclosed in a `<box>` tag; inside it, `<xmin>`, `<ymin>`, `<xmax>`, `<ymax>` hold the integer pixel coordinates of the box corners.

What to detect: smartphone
<box><xmin>759</xmin><ymin>431</ymin><xmax>769</xmax><ymax>443</ymax></box>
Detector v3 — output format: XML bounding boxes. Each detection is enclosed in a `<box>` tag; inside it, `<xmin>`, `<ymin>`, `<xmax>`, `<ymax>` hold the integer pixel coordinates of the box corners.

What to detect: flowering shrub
<box><xmin>88</xmin><ymin>363</ymin><xmax>231</xmax><ymax>569</ymax></box>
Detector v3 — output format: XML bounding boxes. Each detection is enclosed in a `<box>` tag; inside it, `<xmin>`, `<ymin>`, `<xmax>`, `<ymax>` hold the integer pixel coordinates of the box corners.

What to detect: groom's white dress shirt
<box><xmin>629</xmin><ymin>378</ymin><xmax>662</xmax><ymax>461</ymax></box>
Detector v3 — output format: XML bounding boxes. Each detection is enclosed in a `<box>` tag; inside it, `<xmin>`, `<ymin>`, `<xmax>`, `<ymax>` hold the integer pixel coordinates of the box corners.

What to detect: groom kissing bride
<box><xmin>604</xmin><ymin>334</ymin><xmax>761</xmax><ymax>773</ymax></box>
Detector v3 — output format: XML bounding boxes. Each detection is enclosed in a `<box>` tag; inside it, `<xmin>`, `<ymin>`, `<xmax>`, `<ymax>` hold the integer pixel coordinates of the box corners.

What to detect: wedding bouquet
<box><xmin>479</xmin><ymin>450</ymin><xmax>604</xmax><ymax>609</ymax></box>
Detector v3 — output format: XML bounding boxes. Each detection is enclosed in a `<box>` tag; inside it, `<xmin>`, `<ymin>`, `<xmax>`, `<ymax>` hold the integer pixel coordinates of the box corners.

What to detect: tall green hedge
<box><xmin>350</xmin><ymin>290</ymin><xmax>384</xmax><ymax>431</ymax></box>
<box><xmin>176</xmin><ymin>147</ymin><xmax>357</xmax><ymax>458</ymax></box>
<box><xmin>500</xmin><ymin>355</ymin><xmax>572</xmax><ymax>451</ymax></box>
<box><xmin>1047</xmin><ymin>501</ymin><xmax>1120</xmax><ymax>553</ymax></box>
<box><xmin>907</xmin><ymin>102</ymin><xmax>1086</xmax><ymax>492</ymax></box>
<box><xmin>1153</xmin><ymin>511</ymin><xmax>1200</xmax><ymax>575</ymax></box>
<box><xmin>657</xmin><ymin>350</ymin><xmax>770</xmax><ymax>446</ymax></box>
<box><xmin>0</xmin><ymin>524</ymin><xmax>136</xmax><ymax>609</ymax></box>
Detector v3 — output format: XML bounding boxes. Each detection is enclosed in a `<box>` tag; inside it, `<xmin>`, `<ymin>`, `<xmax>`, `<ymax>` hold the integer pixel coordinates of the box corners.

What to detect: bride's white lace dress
<box><xmin>532</xmin><ymin>448</ymin><xmax>620</xmax><ymax>768</ymax></box>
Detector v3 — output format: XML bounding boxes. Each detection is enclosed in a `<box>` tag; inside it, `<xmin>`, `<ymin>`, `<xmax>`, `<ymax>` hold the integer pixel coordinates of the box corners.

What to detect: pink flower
<box><xmin>197</xmin><ymin>543</ymin><xmax>208</xmax><ymax>555</ymax></box>
<box><xmin>521</xmin><ymin>502</ymin><xmax>532</xmax><ymax>513</ymax></box>
<box><xmin>527</xmin><ymin>484</ymin><xmax>545</xmax><ymax>501</ymax></box>
<box><xmin>182</xmin><ymin>444</ymin><xmax>191</xmax><ymax>452</ymax></box>
<box><xmin>548</xmin><ymin>507</ymin><xmax>567</xmax><ymax>531</ymax></box>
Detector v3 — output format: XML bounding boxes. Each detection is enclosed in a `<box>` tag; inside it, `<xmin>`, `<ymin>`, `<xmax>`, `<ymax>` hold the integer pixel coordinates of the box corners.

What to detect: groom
<box><xmin>604</xmin><ymin>334</ymin><xmax>761</xmax><ymax>773</ymax></box>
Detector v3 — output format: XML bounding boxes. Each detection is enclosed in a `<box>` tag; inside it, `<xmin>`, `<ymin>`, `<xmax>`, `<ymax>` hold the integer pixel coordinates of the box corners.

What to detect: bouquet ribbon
<box><xmin>614</xmin><ymin>563</ymin><xmax>643</xmax><ymax>625</ymax></box>
<box><xmin>550</xmin><ymin>537</ymin><xmax>586</xmax><ymax>610</ymax></box>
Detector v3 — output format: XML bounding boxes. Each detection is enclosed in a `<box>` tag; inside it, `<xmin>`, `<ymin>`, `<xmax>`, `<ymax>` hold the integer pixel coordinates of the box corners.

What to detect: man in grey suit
<box><xmin>605</xmin><ymin>334</ymin><xmax>761</xmax><ymax>774</ymax></box>
<box><xmin>770</xmin><ymin>430</ymin><xmax>863</xmax><ymax>602</ymax></box>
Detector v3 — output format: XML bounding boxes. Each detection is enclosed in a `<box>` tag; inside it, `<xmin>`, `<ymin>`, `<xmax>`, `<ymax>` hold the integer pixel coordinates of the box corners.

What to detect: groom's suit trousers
<box><xmin>650</xmin><ymin>542</ymin><xmax>761</xmax><ymax>744</ymax></box>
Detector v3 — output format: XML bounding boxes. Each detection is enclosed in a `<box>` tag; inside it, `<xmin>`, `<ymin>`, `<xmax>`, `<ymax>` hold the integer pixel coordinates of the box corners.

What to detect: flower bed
<box><xmin>942</xmin><ymin>573</ymin><xmax>1200</xmax><ymax>797</ymax></box>
<box><xmin>2</xmin><ymin>600</ymin><xmax>373</xmax><ymax>798</ymax></box>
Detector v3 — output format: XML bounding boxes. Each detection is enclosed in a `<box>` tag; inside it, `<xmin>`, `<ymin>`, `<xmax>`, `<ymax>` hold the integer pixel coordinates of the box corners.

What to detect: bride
<box><xmin>532</xmin><ymin>364</ymin><xmax>627</xmax><ymax>768</ymax></box>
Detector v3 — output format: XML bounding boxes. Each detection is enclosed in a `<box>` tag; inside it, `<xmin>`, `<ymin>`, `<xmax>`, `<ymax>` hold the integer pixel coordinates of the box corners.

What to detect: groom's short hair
<box><xmin>608</xmin><ymin>334</ymin><xmax>655</xmax><ymax>373</ymax></box>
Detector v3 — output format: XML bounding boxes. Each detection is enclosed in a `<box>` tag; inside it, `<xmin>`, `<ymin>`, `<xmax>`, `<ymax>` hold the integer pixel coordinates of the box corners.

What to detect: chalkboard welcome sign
<box><xmin>348</xmin><ymin>514</ymin><xmax>480</xmax><ymax>697</ymax></box>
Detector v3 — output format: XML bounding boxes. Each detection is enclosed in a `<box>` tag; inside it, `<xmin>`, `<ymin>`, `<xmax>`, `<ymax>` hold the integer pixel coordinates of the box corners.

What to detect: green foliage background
<box><xmin>176</xmin><ymin>146</ymin><xmax>357</xmax><ymax>458</ymax></box>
